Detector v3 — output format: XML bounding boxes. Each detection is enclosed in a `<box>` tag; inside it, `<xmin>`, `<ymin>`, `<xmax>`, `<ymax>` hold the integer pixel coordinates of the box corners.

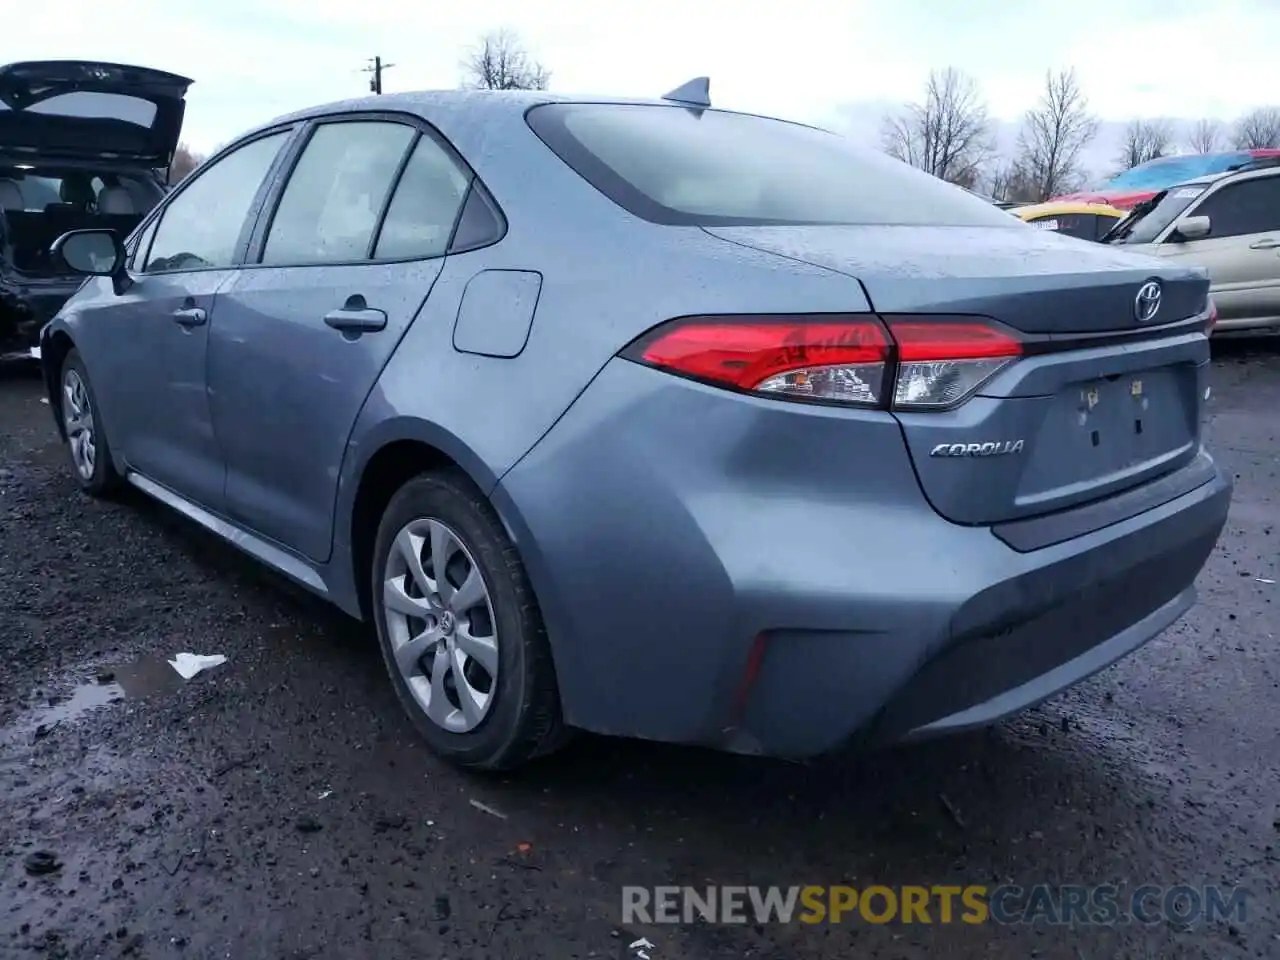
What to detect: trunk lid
<box><xmin>704</xmin><ymin>224</ymin><xmax>1212</xmax><ymax>526</ymax></box>
<box><xmin>0</xmin><ymin>60</ymin><xmax>192</xmax><ymax>168</ymax></box>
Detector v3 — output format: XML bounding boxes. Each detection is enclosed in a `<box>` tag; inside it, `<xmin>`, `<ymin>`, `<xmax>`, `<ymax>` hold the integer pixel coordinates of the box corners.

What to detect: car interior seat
<box><xmin>96</xmin><ymin>185</ymin><xmax>143</xmax><ymax>239</ymax></box>
<box><xmin>0</xmin><ymin>178</ymin><xmax>26</xmax><ymax>268</ymax></box>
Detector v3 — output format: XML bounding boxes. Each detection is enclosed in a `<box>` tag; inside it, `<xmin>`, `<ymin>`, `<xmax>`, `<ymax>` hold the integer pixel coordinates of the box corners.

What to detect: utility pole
<box><xmin>362</xmin><ymin>56</ymin><xmax>394</xmax><ymax>95</ymax></box>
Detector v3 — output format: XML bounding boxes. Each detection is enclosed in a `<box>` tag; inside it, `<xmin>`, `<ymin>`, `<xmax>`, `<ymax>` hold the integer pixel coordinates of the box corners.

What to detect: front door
<box><xmin>91</xmin><ymin>128</ymin><xmax>294</xmax><ymax>510</ymax></box>
<box><xmin>209</xmin><ymin>118</ymin><xmax>472</xmax><ymax>561</ymax></box>
<box><xmin>1159</xmin><ymin>175</ymin><xmax>1280</xmax><ymax>325</ymax></box>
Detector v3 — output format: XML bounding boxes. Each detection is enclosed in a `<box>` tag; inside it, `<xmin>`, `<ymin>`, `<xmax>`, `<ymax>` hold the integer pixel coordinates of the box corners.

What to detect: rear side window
<box><xmin>1029</xmin><ymin>213</ymin><xmax>1096</xmax><ymax>241</ymax></box>
<box><xmin>373</xmin><ymin>134</ymin><xmax>471</xmax><ymax>260</ymax></box>
<box><xmin>261</xmin><ymin>120</ymin><xmax>415</xmax><ymax>265</ymax></box>
<box><xmin>526</xmin><ymin>103</ymin><xmax>1019</xmax><ymax>228</ymax></box>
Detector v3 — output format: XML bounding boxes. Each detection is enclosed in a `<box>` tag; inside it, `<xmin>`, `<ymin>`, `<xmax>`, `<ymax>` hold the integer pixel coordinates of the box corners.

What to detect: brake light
<box><xmin>1206</xmin><ymin>300</ymin><xmax>1218</xmax><ymax>333</ymax></box>
<box><xmin>626</xmin><ymin>315</ymin><xmax>892</xmax><ymax>406</ymax></box>
<box><xmin>622</xmin><ymin>314</ymin><xmax>1021</xmax><ymax>410</ymax></box>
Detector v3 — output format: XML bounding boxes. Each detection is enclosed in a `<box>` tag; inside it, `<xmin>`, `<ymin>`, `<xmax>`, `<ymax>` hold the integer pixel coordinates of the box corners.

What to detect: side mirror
<box><xmin>51</xmin><ymin>229</ymin><xmax>126</xmax><ymax>277</ymax></box>
<box><xmin>1171</xmin><ymin>215</ymin><xmax>1211</xmax><ymax>242</ymax></box>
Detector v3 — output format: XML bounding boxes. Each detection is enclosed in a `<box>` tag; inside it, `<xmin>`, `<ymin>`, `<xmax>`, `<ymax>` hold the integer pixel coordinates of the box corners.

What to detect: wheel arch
<box><xmin>340</xmin><ymin>417</ymin><xmax>521</xmax><ymax>622</ymax></box>
<box><xmin>40</xmin><ymin>326</ymin><xmax>77</xmax><ymax>440</ymax></box>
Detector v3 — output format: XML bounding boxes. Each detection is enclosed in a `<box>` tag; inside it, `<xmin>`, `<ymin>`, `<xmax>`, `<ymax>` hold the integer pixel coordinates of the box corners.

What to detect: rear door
<box><xmin>209</xmin><ymin>115</ymin><xmax>473</xmax><ymax>562</ymax></box>
<box><xmin>0</xmin><ymin>60</ymin><xmax>191</xmax><ymax>167</ymax></box>
<box><xmin>1153</xmin><ymin>174</ymin><xmax>1280</xmax><ymax>326</ymax></box>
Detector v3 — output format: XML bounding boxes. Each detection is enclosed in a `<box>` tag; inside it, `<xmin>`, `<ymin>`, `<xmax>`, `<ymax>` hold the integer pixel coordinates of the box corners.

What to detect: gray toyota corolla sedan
<box><xmin>39</xmin><ymin>79</ymin><xmax>1231</xmax><ymax>770</ymax></box>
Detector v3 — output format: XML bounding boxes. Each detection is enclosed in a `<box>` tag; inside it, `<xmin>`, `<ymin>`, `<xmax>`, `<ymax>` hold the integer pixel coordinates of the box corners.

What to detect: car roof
<box><xmin>1014</xmin><ymin>200</ymin><xmax>1126</xmax><ymax>219</ymax></box>
<box><xmin>245</xmin><ymin>88</ymin><xmax>803</xmax><ymax>140</ymax></box>
<box><xmin>1166</xmin><ymin>161</ymin><xmax>1280</xmax><ymax>193</ymax></box>
<box><xmin>226</xmin><ymin>88</ymin><xmax>839</xmax><ymax>162</ymax></box>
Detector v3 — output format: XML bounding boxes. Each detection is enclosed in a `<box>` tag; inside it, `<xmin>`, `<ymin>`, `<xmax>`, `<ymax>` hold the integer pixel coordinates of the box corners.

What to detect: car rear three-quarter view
<box><xmin>40</xmin><ymin>88</ymin><xmax>1232</xmax><ymax>773</ymax></box>
<box><xmin>490</xmin><ymin>99</ymin><xmax>1231</xmax><ymax>762</ymax></box>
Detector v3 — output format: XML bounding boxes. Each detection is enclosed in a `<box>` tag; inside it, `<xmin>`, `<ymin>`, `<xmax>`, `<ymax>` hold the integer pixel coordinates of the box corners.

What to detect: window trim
<box><xmin>1156</xmin><ymin>171</ymin><xmax>1280</xmax><ymax>244</ymax></box>
<box><xmin>126</xmin><ymin>215</ymin><xmax>159</xmax><ymax>271</ymax></box>
<box><xmin>135</xmin><ymin>124</ymin><xmax>300</xmax><ymax>276</ymax></box>
<box><xmin>242</xmin><ymin>109</ymin><xmax>506</xmax><ymax>271</ymax></box>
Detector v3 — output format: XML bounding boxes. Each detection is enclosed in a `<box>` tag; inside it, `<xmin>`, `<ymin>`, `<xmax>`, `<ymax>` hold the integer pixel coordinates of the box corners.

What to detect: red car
<box><xmin>1052</xmin><ymin>148</ymin><xmax>1280</xmax><ymax>209</ymax></box>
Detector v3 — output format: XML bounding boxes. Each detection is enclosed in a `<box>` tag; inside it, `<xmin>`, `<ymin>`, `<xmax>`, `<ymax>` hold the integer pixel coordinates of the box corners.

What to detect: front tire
<box><xmin>59</xmin><ymin>349</ymin><xmax>121</xmax><ymax>497</ymax></box>
<box><xmin>371</xmin><ymin>470</ymin><xmax>566</xmax><ymax>771</ymax></box>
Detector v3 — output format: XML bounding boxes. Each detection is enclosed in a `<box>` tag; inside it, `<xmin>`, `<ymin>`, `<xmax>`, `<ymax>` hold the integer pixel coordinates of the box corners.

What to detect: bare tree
<box><xmin>1115</xmin><ymin>118</ymin><xmax>1173</xmax><ymax>170</ymax></box>
<box><xmin>1187</xmin><ymin>117</ymin><xmax>1223</xmax><ymax>154</ymax></box>
<box><xmin>982</xmin><ymin>162</ymin><xmax>1039</xmax><ymax>204</ymax></box>
<box><xmin>168</xmin><ymin>143</ymin><xmax>205</xmax><ymax>183</ymax></box>
<box><xmin>880</xmin><ymin>68</ymin><xmax>994</xmax><ymax>186</ymax></box>
<box><xmin>1013</xmin><ymin>68</ymin><xmax>1099</xmax><ymax>200</ymax></box>
<box><xmin>1232</xmin><ymin>107</ymin><xmax>1280</xmax><ymax>149</ymax></box>
<box><xmin>460</xmin><ymin>28</ymin><xmax>550</xmax><ymax>91</ymax></box>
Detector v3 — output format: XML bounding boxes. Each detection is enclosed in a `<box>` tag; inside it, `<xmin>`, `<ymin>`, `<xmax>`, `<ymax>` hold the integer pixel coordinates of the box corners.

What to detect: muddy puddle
<box><xmin>2</xmin><ymin>653</ymin><xmax>216</xmax><ymax>745</ymax></box>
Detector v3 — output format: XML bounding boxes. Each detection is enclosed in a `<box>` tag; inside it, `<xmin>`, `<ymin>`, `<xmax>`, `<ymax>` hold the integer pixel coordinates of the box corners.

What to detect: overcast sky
<box><xmin>6</xmin><ymin>0</ymin><xmax>1277</xmax><ymax>176</ymax></box>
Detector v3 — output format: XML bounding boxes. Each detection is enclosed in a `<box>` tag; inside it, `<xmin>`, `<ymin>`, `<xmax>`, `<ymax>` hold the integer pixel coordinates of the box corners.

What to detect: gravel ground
<box><xmin>1</xmin><ymin>341</ymin><xmax>1278</xmax><ymax>960</ymax></box>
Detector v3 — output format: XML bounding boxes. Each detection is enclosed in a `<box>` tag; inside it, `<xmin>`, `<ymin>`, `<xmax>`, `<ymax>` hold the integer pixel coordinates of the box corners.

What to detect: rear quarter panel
<box><xmin>334</xmin><ymin>102</ymin><xmax>875</xmax><ymax>552</ymax></box>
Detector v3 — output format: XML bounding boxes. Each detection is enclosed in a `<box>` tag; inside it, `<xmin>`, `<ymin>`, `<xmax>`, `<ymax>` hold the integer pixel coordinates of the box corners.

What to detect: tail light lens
<box><xmin>621</xmin><ymin>314</ymin><xmax>1021</xmax><ymax>411</ymax></box>
<box><xmin>887</xmin><ymin>320</ymin><xmax>1021</xmax><ymax>410</ymax></box>
<box><xmin>625</xmin><ymin>315</ymin><xmax>892</xmax><ymax>406</ymax></box>
<box><xmin>1206</xmin><ymin>300</ymin><xmax>1218</xmax><ymax>334</ymax></box>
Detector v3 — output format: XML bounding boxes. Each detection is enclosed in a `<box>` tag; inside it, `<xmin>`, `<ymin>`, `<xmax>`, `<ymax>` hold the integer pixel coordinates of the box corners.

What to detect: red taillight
<box><xmin>1206</xmin><ymin>300</ymin><xmax>1218</xmax><ymax>333</ymax></box>
<box><xmin>888</xmin><ymin>321</ymin><xmax>1022</xmax><ymax>361</ymax></box>
<box><xmin>622</xmin><ymin>314</ymin><xmax>1021</xmax><ymax>411</ymax></box>
<box><xmin>629</xmin><ymin>315</ymin><xmax>893</xmax><ymax>406</ymax></box>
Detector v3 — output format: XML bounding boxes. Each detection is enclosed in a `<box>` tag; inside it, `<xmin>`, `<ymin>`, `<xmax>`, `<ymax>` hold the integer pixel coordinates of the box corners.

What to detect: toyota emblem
<box><xmin>1134</xmin><ymin>280</ymin><xmax>1162</xmax><ymax>323</ymax></box>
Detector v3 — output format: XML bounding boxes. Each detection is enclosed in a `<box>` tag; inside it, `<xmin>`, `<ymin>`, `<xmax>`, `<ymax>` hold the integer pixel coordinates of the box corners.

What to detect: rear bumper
<box><xmin>495</xmin><ymin>359</ymin><xmax>1231</xmax><ymax>758</ymax></box>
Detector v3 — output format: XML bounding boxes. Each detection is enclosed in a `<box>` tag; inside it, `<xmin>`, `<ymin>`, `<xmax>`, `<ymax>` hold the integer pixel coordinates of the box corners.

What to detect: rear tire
<box><xmin>59</xmin><ymin>349</ymin><xmax>122</xmax><ymax>498</ymax></box>
<box><xmin>370</xmin><ymin>469</ymin><xmax>567</xmax><ymax>771</ymax></box>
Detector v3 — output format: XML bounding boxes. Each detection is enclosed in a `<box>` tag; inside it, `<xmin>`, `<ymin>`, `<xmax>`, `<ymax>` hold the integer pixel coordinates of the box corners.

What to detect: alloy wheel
<box><xmin>62</xmin><ymin>369</ymin><xmax>97</xmax><ymax>481</ymax></box>
<box><xmin>382</xmin><ymin>517</ymin><xmax>499</xmax><ymax>733</ymax></box>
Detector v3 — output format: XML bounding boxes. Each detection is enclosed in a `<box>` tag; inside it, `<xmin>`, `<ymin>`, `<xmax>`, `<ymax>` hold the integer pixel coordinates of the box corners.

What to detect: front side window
<box><xmin>1188</xmin><ymin>177</ymin><xmax>1280</xmax><ymax>240</ymax></box>
<box><xmin>526</xmin><ymin>103</ymin><xmax>1019</xmax><ymax>228</ymax></box>
<box><xmin>261</xmin><ymin>120</ymin><xmax>415</xmax><ymax>265</ymax></box>
<box><xmin>145</xmin><ymin>130</ymin><xmax>289</xmax><ymax>273</ymax></box>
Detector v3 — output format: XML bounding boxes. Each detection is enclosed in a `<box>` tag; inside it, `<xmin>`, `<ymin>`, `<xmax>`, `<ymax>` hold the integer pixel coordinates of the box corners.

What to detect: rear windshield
<box><xmin>525</xmin><ymin>103</ymin><xmax>1021</xmax><ymax>228</ymax></box>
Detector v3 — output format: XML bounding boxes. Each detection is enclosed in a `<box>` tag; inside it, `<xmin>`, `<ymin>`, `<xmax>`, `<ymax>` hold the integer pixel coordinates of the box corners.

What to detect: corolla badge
<box><xmin>1134</xmin><ymin>280</ymin><xmax>1162</xmax><ymax>323</ymax></box>
<box><xmin>930</xmin><ymin>440</ymin><xmax>1025</xmax><ymax>458</ymax></box>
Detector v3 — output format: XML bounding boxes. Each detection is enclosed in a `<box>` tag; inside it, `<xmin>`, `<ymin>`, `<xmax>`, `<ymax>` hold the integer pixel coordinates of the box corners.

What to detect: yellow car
<box><xmin>1012</xmin><ymin>201</ymin><xmax>1127</xmax><ymax>242</ymax></box>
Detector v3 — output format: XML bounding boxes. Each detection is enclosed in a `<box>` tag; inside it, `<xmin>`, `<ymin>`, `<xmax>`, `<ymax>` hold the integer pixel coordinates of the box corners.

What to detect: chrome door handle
<box><xmin>324</xmin><ymin>301</ymin><xmax>387</xmax><ymax>334</ymax></box>
<box><xmin>1248</xmin><ymin>238</ymin><xmax>1280</xmax><ymax>250</ymax></box>
<box><xmin>172</xmin><ymin>307</ymin><xmax>207</xmax><ymax>327</ymax></box>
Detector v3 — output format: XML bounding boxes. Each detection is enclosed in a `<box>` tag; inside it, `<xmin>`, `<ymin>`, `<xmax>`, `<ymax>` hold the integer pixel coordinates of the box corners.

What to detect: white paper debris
<box><xmin>39</xmin><ymin>397</ymin><xmax>49</xmax><ymax>405</ymax></box>
<box><xmin>469</xmin><ymin>798</ymin><xmax>507</xmax><ymax>819</ymax></box>
<box><xmin>29</xmin><ymin>346</ymin><xmax>41</xmax><ymax>359</ymax></box>
<box><xmin>1257</xmin><ymin>578</ymin><xmax>1276</xmax><ymax>584</ymax></box>
<box><xmin>317</xmin><ymin>789</ymin><xmax>333</xmax><ymax>800</ymax></box>
<box><xmin>167</xmin><ymin>652</ymin><xmax>228</xmax><ymax>679</ymax></box>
